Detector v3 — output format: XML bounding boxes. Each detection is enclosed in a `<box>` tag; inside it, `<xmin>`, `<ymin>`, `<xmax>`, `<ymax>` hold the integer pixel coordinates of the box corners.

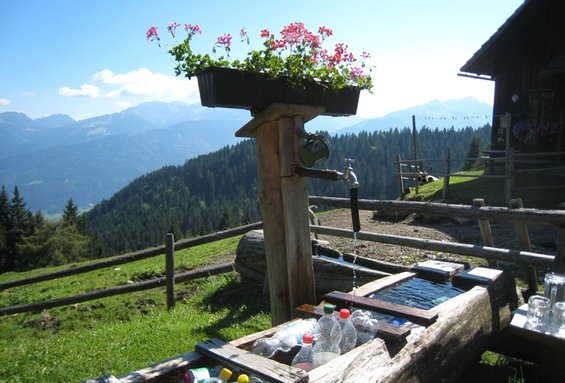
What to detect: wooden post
<box><xmin>236</xmin><ymin>103</ymin><xmax>320</xmax><ymax>325</ymax></box>
<box><xmin>505</xmin><ymin>148</ymin><xmax>514</xmax><ymax>202</ymax></box>
<box><xmin>473</xmin><ymin>198</ymin><xmax>498</xmax><ymax>268</ymax></box>
<box><xmin>442</xmin><ymin>148</ymin><xmax>451</xmax><ymax>201</ymax></box>
<box><xmin>412</xmin><ymin>115</ymin><xmax>419</xmax><ymax>195</ymax></box>
<box><xmin>279</xmin><ymin>116</ymin><xmax>316</xmax><ymax>313</ymax></box>
<box><xmin>396</xmin><ymin>154</ymin><xmax>404</xmax><ymax>198</ymax></box>
<box><xmin>509</xmin><ymin>198</ymin><xmax>538</xmax><ymax>292</ymax></box>
<box><xmin>166</xmin><ymin>233</ymin><xmax>175</xmax><ymax>310</ymax></box>
<box><xmin>557</xmin><ymin>227</ymin><xmax>565</xmax><ymax>273</ymax></box>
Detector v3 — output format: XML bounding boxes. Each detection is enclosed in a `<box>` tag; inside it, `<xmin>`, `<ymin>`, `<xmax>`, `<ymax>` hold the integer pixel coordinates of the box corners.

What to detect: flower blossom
<box><xmin>215</xmin><ymin>33</ymin><xmax>232</xmax><ymax>51</ymax></box>
<box><xmin>146</xmin><ymin>26</ymin><xmax>159</xmax><ymax>42</ymax></box>
<box><xmin>167</xmin><ymin>22</ymin><xmax>180</xmax><ymax>38</ymax></box>
<box><xmin>260</xmin><ymin>29</ymin><xmax>270</xmax><ymax>38</ymax></box>
<box><xmin>184</xmin><ymin>24</ymin><xmax>202</xmax><ymax>37</ymax></box>
<box><xmin>318</xmin><ymin>26</ymin><xmax>333</xmax><ymax>38</ymax></box>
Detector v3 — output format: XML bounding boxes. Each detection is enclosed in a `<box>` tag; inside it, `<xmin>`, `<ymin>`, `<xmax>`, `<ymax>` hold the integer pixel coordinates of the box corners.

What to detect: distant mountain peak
<box><xmin>337</xmin><ymin>97</ymin><xmax>493</xmax><ymax>134</ymax></box>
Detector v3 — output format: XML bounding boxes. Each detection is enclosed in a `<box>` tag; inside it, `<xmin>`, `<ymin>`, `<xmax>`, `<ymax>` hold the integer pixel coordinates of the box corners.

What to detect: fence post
<box><xmin>396</xmin><ymin>154</ymin><xmax>404</xmax><ymax>198</ymax></box>
<box><xmin>557</xmin><ymin>228</ymin><xmax>565</xmax><ymax>273</ymax></box>
<box><xmin>505</xmin><ymin>148</ymin><xmax>514</xmax><ymax>203</ymax></box>
<box><xmin>509</xmin><ymin>198</ymin><xmax>538</xmax><ymax>292</ymax></box>
<box><xmin>166</xmin><ymin>233</ymin><xmax>175</xmax><ymax>310</ymax></box>
<box><xmin>442</xmin><ymin>148</ymin><xmax>451</xmax><ymax>201</ymax></box>
<box><xmin>472</xmin><ymin>198</ymin><xmax>498</xmax><ymax>268</ymax></box>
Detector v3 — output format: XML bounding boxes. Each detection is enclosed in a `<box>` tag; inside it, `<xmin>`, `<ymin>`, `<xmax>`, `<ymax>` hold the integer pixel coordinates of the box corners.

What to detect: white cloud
<box><xmin>58</xmin><ymin>84</ymin><xmax>100</xmax><ymax>98</ymax></box>
<box><xmin>0</xmin><ymin>98</ymin><xmax>11</xmax><ymax>106</ymax></box>
<box><xmin>93</xmin><ymin>67</ymin><xmax>198</xmax><ymax>101</ymax></box>
<box><xmin>115</xmin><ymin>101</ymin><xmax>133</xmax><ymax>110</ymax></box>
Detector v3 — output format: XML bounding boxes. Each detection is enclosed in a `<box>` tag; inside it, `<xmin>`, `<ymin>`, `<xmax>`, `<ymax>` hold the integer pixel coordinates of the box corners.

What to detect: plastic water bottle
<box><xmin>313</xmin><ymin>304</ymin><xmax>341</xmax><ymax>367</ymax></box>
<box><xmin>201</xmin><ymin>367</ymin><xmax>232</xmax><ymax>383</ymax></box>
<box><xmin>338</xmin><ymin>308</ymin><xmax>357</xmax><ymax>354</ymax></box>
<box><xmin>273</xmin><ymin>318</ymin><xmax>317</xmax><ymax>352</ymax></box>
<box><xmin>350</xmin><ymin>310</ymin><xmax>379</xmax><ymax>344</ymax></box>
<box><xmin>290</xmin><ymin>333</ymin><xmax>315</xmax><ymax>371</ymax></box>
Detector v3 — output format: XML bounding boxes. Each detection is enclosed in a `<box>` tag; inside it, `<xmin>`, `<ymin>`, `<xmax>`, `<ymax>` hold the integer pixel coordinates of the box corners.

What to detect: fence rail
<box><xmin>1</xmin><ymin>196</ymin><xmax>565</xmax><ymax>315</ymax></box>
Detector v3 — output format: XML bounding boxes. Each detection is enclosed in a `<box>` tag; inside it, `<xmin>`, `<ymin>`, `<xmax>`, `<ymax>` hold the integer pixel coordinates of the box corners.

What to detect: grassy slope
<box><xmin>406</xmin><ymin>169</ymin><xmax>565</xmax><ymax>209</ymax></box>
<box><xmin>0</xmin><ymin>237</ymin><xmax>271</xmax><ymax>382</ymax></box>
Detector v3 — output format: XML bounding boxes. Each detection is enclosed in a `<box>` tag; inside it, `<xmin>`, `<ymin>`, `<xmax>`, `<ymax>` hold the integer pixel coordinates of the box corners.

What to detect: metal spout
<box><xmin>337</xmin><ymin>159</ymin><xmax>359</xmax><ymax>188</ymax></box>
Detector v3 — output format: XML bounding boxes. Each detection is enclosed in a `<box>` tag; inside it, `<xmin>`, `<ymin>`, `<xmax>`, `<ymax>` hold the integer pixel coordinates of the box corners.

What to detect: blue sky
<box><xmin>0</xmin><ymin>0</ymin><xmax>523</xmax><ymax>121</ymax></box>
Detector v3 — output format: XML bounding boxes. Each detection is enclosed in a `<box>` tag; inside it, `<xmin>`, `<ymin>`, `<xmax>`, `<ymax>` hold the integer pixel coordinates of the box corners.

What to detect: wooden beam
<box><xmin>195</xmin><ymin>338</ymin><xmax>308</xmax><ymax>383</ymax></box>
<box><xmin>323</xmin><ymin>290</ymin><xmax>438</xmax><ymax>326</ymax></box>
<box><xmin>255</xmin><ymin>120</ymin><xmax>291</xmax><ymax>325</ymax></box>
<box><xmin>279</xmin><ymin>117</ymin><xmax>316</xmax><ymax>312</ymax></box>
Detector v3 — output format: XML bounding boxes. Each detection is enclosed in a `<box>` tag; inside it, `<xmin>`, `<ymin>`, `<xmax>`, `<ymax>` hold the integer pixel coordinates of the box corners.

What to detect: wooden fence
<box><xmin>1</xmin><ymin>196</ymin><xmax>565</xmax><ymax>315</ymax></box>
<box><xmin>396</xmin><ymin>149</ymin><xmax>565</xmax><ymax>202</ymax></box>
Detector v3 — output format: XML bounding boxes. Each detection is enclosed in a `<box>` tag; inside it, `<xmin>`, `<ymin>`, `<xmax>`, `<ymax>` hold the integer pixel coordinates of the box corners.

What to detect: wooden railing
<box><xmin>396</xmin><ymin>149</ymin><xmax>565</xmax><ymax>202</ymax></box>
<box><xmin>0</xmin><ymin>222</ymin><xmax>262</xmax><ymax>315</ymax></box>
<box><xmin>2</xmin><ymin>196</ymin><xmax>565</xmax><ymax>315</ymax></box>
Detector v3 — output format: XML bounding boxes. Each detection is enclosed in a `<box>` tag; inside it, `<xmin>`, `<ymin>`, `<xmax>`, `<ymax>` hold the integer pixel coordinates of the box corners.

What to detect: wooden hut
<box><xmin>459</xmin><ymin>0</ymin><xmax>565</xmax><ymax>166</ymax></box>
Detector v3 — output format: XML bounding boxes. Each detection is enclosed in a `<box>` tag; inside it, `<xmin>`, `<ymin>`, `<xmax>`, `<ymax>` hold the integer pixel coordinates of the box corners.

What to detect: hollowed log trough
<box><xmin>91</xmin><ymin>233</ymin><xmax>520</xmax><ymax>382</ymax></box>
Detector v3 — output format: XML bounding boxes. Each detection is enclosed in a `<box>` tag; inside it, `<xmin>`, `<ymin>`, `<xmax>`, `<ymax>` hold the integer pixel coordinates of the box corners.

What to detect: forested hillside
<box><xmin>87</xmin><ymin>125</ymin><xmax>490</xmax><ymax>256</ymax></box>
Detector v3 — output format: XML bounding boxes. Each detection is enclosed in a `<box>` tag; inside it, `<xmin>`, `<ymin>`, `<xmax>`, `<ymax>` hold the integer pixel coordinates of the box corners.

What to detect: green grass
<box><xmin>0</xmin><ymin>237</ymin><xmax>271</xmax><ymax>382</ymax></box>
<box><xmin>405</xmin><ymin>169</ymin><xmax>565</xmax><ymax>209</ymax></box>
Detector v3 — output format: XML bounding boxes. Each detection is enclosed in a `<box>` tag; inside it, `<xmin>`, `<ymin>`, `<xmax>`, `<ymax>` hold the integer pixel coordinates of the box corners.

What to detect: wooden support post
<box><xmin>443</xmin><ymin>148</ymin><xmax>451</xmax><ymax>201</ymax></box>
<box><xmin>472</xmin><ymin>198</ymin><xmax>498</xmax><ymax>268</ymax></box>
<box><xmin>396</xmin><ymin>154</ymin><xmax>404</xmax><ymax>198</ymax></box>
<box><xmin>509</xmin><ymin>198</ymin><xmax>538</xmax><ymax>292</ymax></box>
<box><xmin>166</xmin><ymin>233</ymin><xmax>175</xmax><ymax>310</ymax></box>
<box><xmin>237</xmin><ymin>104</ymin><xmax>321</xmax><ymax>325</ymax></box>
<box><xmin>505</xmin><ymin>148</ymin><xmax>514</xmax><ymax>203</ymax></box>
<box><xmin>557</xmin><ymin>227</ymin><xmax>565</xmax><ymax>273</ymax></box>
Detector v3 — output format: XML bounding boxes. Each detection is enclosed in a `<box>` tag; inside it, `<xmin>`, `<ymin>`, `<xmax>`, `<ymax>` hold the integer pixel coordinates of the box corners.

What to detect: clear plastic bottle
<box><xmin>290</xmin><ymin>333</ymin><xmax>315</xmax><ymax>371</ymax></box>
<box><xmin>312</xmin><ymin>304</ymin><xmax>341</xmax><ymax>367</ymax></box>
<box><xmin>338</xmin><ymin>308</ymin><xmax>357</xmax><ymax>354</ymax></box>
<box><xmin>201</xmin><ymin>367</ymin><xmax>232</xmax><ymax>383</ymax></box>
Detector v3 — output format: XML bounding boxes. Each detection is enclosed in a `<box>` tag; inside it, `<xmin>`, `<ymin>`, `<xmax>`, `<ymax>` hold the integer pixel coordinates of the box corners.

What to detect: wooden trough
<box><xmin>91</xmin><ymin>257</ymin><xmax>520</xmax><ymax>383</ymax></box>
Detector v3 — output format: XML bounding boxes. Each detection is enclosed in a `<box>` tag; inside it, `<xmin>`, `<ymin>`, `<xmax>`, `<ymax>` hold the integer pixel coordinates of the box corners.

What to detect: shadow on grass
<box><xmin>197</xmin><ymin>276</ymin><xmax>271</xmax><ymax>340</ymax></box>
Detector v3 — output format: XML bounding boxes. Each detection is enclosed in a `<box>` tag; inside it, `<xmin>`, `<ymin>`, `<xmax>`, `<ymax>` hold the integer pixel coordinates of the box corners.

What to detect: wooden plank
<box><xmin>323</xmin><ymin>290</ymin><xmax>438</xmax><ymax>326</ymax></box>
<box><xmin>307</xmin><ymin>196</ymin><xmax>565</xmax><ymax>226</ymax></box>
<box><xmin>473</xmin><ymin>198</ymin><xmax>498</xmax><ymax>268</ymax></box>
<box><xmin>195</xmin><ymin>338</ymin><xmax>308</xmax><ymax>383</ymax></box>
<box><xmin>236</xmin><ymin>103</ymin><xmax>324</xmax><ymax>138</ymax></box>
<box><xmin>294</xmin><ymin>303</ymin><xmax>410</xmax><ymax>341</ymax></box>
<box><xmin>350</xmin><ymin>271</ymin><xmax>416</xmax><ymax>297</ymax></box>
<box><xmin>279</xmin><ymin>117</ymin><xmax>316</xmax><ymax>311</ymax></box>
<box><xmin>509</xmin><ymin>198</ymin><xmax>538</xmax><ymax>291</ymax></box>
<box><xmin>114</xmin><ymin>351</ymin><xmax>207</xmax><ymax>383</ymax></box>
<box><xmin>255</xmin><ymin>121</ymin><xmax>291</xmax><ymax>325</ymax></box>
<box><xmin>310</xmin><ymin>225</ymin><xmax>555</xmax><ymax>267</ymax></box>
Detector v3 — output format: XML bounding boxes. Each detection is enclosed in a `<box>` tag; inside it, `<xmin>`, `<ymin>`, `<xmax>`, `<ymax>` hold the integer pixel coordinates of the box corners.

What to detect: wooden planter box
<box><xmin>196</xmin><ymin>67</ymin><xmax>361</xmax><ymax>117</ymax></box>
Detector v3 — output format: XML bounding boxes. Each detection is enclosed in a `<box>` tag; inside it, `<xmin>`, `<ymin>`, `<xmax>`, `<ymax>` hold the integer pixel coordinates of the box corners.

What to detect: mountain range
<box><xmin>0</xmin><ymin>97</ymin><xmax>492</xmax><ymax>216</ymax></box>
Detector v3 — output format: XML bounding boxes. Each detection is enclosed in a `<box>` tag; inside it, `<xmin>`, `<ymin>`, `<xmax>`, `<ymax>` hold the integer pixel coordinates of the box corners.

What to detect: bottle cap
<box><xmin>302</xmin><ymin>333</ymin><xmax>314</xmax><ymax>344</ymax></box>
<box><xmin>237</xmin><ymin>374</ymin><xmax>250</xmax><ymax>383</ymax></box>
<box><xmin>220</xmin><ymin>368</ymin><xmax>233</xmax><ymax>380</ymax></box>
<box><xmin>323</xmin><ymin>304</ymin><xmax>335</xmax><ymax>314</ymax></box>
<box><xmin>340</xmin><ymin>308</ymin><xmax>351</xmax><ymax>319</ymax></box>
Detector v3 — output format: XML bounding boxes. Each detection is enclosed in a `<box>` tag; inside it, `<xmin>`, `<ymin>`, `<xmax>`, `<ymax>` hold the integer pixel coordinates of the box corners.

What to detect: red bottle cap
<box><xmin>340</xmin><ymin>308</ymin><xmax>351</xmax><ymax>319</ymax></box>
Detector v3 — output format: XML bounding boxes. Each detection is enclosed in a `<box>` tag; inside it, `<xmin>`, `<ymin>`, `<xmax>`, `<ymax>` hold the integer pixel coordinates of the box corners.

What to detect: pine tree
<box><xmin>6</xmin><ymin>186</ymin><xmax>33</xmax><ymax>271</ymax></box>
<box><xmin>463</xmin><ymin>135</ymin><xmax>481</xmax><ymax>171</ymax></box>
<box><xmin>61</xmin><ymin>198</ymin><xmax>79</xmax><ymax>227</ymax></box>
<box><xmin>0</xmin><ymin>186</ymin><xmax>10</xmax><ymax>273</ymax></box>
